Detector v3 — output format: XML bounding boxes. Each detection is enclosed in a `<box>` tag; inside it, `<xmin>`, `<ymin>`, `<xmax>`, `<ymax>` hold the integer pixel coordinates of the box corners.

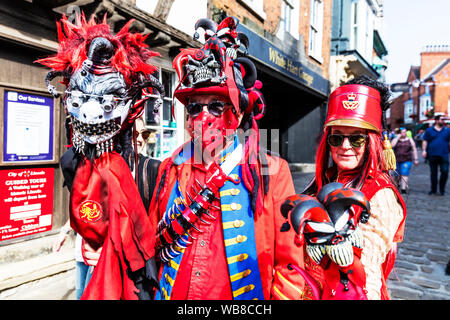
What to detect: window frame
<box><xmin>309</xmin><ymin>0</ymin><xmax>324</xmax><ymax>63</ymax></box>
<box><xmin>238</xmin><ymin>0</ymin><xmax>267</xmax><ymax>20</ymax></box>
<box><xmin>144</xmin><ymin>68</ymin><xmax>184</xmax><ymax>160</ymax></box>
<box><xmin>404</xmin><ymin>100</ymin><xmax>414</xmax><ymax>124</ymax></box>
<box><xmin>281</xmin><ymin>0</ymin><xmax>294</xmax><ymax>34</ymax></box>
<box><xmin>350</xmin><ymin>0</ymin><xmax>359</xmax><ymax>51</ymax></box>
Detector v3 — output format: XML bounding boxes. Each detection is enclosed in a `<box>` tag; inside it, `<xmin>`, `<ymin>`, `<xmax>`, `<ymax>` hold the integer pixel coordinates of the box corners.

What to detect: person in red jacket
<box><xmin>282</xmin><ymin>76</ymin><xmax>407</xmax><ymax>300</ymax></box>
<box><xmin>149</xmin><ymin>16</ymin><xmax>305</xmax><ymax>300</ymax></box>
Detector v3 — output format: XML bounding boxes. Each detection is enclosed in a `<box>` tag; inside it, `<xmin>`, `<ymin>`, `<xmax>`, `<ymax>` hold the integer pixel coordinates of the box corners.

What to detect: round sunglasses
<box><xmin>185</xmin><ymin>101</ymin><xmax>229</xmax><ymax>118</ymax></box>
<box><xmin>327</xmin><ymin>134</ymin><xmax>368</xmax><ymax>148</ymax></box>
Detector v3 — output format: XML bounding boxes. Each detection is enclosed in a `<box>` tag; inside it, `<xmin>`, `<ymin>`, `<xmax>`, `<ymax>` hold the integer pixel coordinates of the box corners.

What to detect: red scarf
<box><xmin>70</xmin><ymin>151</ymin><xmax>155</xmax><ymax>299</ymax></box>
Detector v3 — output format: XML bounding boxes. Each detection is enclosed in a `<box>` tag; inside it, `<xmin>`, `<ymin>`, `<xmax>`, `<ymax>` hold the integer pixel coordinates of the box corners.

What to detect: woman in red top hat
<box><xmin>283</xmin><ymin>76</ymin><xmax>407</xmax><ymax>300</ymax></box>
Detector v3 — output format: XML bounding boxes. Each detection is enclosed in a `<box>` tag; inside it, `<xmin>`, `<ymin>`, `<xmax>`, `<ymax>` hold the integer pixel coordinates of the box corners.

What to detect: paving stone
<box><xmin>420</xmin><ymin>266</ymin><xmax>434</xmax><ymax>273</ymax></box>
<box><xmin>426</xmin><ymin>253</ymin><xmax>448</xmax><ymax>264</ymax></box>
<box><xmin>389</xmin><ymin>287</ymin><xmax>421</xmax><ymax>300</ymax></box>
<box><xmin>410</xmin><ymin>278</ymin><xmax>442</xmax><ymax>289</ymax></box>
<box><xmin>421</xmin><ymin>293</ymin><xmax>449</xmax><ymax>300</ymax></box>
<box><xmin>404</xmin><ymin>256</ymin><xmax>431</xmax><ymax>265</ymax></box>
<box><xmin>395</xmin><ymin>261</ymin><xmax>420</xmax><ymax>271</ymax></box>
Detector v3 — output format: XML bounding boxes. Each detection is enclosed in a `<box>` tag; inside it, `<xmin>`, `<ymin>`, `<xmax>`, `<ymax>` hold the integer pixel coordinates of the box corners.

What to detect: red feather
<box><xmin>35</xmin><ymin>13</ymin><xmax>159</xmax><ymax>84</ymax></box>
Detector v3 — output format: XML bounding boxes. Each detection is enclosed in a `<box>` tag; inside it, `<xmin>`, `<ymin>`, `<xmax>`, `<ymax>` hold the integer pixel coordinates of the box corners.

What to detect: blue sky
<box><xmin>383</xmin><ymin>0</ymin><xmax>450</xmax><ymax>84</ymax></box>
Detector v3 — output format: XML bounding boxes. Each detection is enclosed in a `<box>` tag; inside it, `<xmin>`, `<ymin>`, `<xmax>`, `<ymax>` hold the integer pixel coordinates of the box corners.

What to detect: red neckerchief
<box><xmin>324</xmin><ymin>166</ymin><xmax>361</xmax><ymax>187</ymax></box>
<box><xmin>336</xmin><ymin>168</ymin><xmax>361</xmax><ymax>186</ymax></box>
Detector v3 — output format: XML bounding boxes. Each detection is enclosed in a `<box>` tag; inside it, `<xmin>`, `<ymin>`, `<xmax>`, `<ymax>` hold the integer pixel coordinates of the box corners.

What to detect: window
<box><xmin>280</xmin><ymin>0</ymin><xmax>294</xmax><ymax>34</ymax></box>
<box><xmin>448</xmin><ymin>98</ymin><xmax>450</xmax><ymax>117</ymax></box>
<box><xmin>309</xmin><ymin>0</ymin><xmax>323</xmax><ymax>62</ymax></box>
<box><xmin>144</xmin><ymin>69</ymin><xmax>184</xmax><ymax>160</ymax></box>
<box><xmin>419</xmin><ymin>94</ymin><xmax>431</xmax><ymax>121</ymax></box>
<box><xmin>365</xmin><ymin>8</ymin><xmax>370</xmax><ymax>58</ymax></box>
<box><xmin>404</xmin><ymin>100</ymin><xmax>414</xmax><ymax>124</ymax></box>
<box><xmin>385</xmin><ymin>108</ymin><xmax>390</xmax><ymax>119</ymax></box>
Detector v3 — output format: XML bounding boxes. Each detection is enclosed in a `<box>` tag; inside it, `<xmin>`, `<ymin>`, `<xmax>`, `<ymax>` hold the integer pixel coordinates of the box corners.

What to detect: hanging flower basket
<box><xmin>425</xmin><ymin>108</ymin><xmax>435</xmax><ymax>119</ymax></box>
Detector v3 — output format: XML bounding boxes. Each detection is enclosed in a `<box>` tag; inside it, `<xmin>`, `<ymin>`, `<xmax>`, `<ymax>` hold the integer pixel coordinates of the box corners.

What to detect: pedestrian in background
<box><xmin>392</xmin><ymin>127</ymin><xmax>419</xmax><ymax>194</ymax></box>
<box><xmin>422</xmin><ymin>115</ymin><xmax>450</xmax><ymax>196</ymax></box>
<box><xmin>406</xmin><ymin>129</ymin><xmax>413</xmax><ymax>139</ymax></box>
<box><xmin>414</xmin><ymin>129</ymin><xmax>425</xmax><ymax>151</ymax></box>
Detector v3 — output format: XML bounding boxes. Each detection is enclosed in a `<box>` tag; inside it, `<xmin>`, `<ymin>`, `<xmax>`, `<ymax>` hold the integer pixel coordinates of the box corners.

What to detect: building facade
<box><xmin>209</xmin><ymin>0</ymin><xmax>332</xmax><ymax>163</ymax></box>
<box><xmin>388</xmin><ymin>45</ymin><xmax>450</xmax><ymax>130</ymax></box>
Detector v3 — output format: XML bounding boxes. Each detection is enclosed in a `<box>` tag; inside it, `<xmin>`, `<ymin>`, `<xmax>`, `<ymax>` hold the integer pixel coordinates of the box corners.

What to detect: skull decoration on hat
<box><xmin>172</xmin><ymin>16</ymin><xmax>265</xmax><ymax>154</ymax></box>
<box><xmin>281</xmin><ymin>182</ymin><xmax>371</xmax><ymax>300</ymax></box>
<box><xmin>36</xmin><ymin>13</ymin><xmax>163</xmax><ymax>300</ymax></box>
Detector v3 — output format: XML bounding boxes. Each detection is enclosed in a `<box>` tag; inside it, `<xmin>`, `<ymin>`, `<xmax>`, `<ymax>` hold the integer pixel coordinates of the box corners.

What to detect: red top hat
<box><xmin>324</xmin><ymin>84</ymin><xmax>382</xmax><ymax>133</ymax></box>
<box><xmin>172</xmin><ymin>17</ymin><xmax>259</xmax><ymax>115</ymax></box>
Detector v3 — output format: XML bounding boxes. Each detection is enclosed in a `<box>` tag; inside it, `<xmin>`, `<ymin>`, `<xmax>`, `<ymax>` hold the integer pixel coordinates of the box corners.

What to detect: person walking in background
<box><xmin>414</xmin><ymin>129</ymin><xmax>425</xmax><ymax>151</ymax></box>
<box><xmin>406</xmin><ymin>130</ymin><xmax>413</xmax><ymax>139</ymax></box>
<box><xmin>422</xmin><ymin>115</ymin><xmax>450</xmax><ymax>196</ymax></box>
<box><xmin>392</xmin><ymin>127</ymin><xmax>419</xmax><ymax>194</ymax></box>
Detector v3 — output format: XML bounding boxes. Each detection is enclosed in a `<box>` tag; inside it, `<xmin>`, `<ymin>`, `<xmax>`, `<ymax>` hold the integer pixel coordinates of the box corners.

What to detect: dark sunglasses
<box><xmin>185</xmin><ymin>101</ymin><xmax>229</xmax><ymax>118</ymax></box>
<box><xmin>135</xmin><ymin>129</ymin><xmax>150</xmax><ymax>140</ymax></box>
<box><xmin>327</xmin><ymin>134</ymin><xmax>368</xmax><ymax>148</ymax></box>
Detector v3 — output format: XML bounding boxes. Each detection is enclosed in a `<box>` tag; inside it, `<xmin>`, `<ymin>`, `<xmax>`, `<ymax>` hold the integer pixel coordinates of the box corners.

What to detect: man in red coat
<box><xmin>149</xmin><ymin>16</ymin><xmax>306</xmax><ymax>300</ymax></box>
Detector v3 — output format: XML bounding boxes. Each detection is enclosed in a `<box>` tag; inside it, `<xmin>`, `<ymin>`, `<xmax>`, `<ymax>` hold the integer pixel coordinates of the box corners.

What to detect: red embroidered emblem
<box><xmin>79</xmin><ymin>200</ymin><xmax>102</xmax><ymax>223</ymax></box>
<box><xmin>342</xmin><ymin>93</ymin><xmax>359</xmax><ymax>110</ymax></box>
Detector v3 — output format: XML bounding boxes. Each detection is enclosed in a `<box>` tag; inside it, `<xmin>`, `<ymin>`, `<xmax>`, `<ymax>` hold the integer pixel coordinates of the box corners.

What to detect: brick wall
<box><xmin>211</xmin><ymin>0</ymin><xmax>331</xmax><ymax>79</ymax></box>
<box><xmin>420</xmin><ymin>49</ymin><xmax>450</xmax><ymax>78</ymax></box>
<box><xmin>388</xmin><ymin>66</ymin><xmax>421</xmax><ymax>128</ymax></box>
<box><xmin>389</xmin><ymin>92</ymin><xmax>406</xmax><ymax>128</ymax></box>
<box><xmin>432</xmin><ymin>62</ymin><xmax>450</xmax><ymax>115</ymax></box>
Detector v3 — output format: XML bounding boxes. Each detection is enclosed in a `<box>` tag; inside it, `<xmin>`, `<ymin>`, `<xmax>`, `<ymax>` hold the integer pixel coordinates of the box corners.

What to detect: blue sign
<box><xmin>237</xmin><ymin>24</ymin><xmax>329</xmax><ymax>96</ymax></box>
<box><xmin>3</xmin><ymin>90</ymin><xmax>54</xmax><ymax>163</ymax></box>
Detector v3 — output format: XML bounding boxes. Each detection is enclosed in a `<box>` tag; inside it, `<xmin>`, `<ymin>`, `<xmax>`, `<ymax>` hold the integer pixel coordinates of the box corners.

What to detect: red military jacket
<box><xmin>148</xmin><ymin>153</ymin><xmax>307</xmax><ymax>300</ymax></box>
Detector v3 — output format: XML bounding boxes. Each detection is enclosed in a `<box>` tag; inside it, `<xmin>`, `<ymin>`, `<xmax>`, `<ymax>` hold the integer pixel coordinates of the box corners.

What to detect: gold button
<box><xmin>244</xmin><ymin>285</ymin><xmax>252</xmax><ymax>293</ymax></box>
<box><xmin>233</xmin><ymin>220</ymin><xmax>242</xmax><ymax>228</ymax></box>
<box><xmin>230</xmin><ymin>203</ymin><xmax>238</xmax><ymax>210</ymax></box>
<box><xmin>236</xmin><ymin>235</ymin><xmax>245</xmax><ymax>243</ymax></box>
<box><xmin>237</xmin><ymin>254</ymin><xmax>247</xmax><ymax>262</ymax></box>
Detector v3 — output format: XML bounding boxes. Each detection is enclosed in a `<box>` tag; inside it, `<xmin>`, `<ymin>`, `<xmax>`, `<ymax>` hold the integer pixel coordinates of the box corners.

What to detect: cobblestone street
<box><xmin>292</xmin><ymin>160</ymin><xmax>450</xmax><ymax>300</ymax></box>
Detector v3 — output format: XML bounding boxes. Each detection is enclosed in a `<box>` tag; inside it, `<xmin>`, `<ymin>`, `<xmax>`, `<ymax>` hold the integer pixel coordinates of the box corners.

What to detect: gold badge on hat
<box><xmin>342</xmin><ymin>93</ymin><xmax>359</xmax><ymax>110</ymax></box>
